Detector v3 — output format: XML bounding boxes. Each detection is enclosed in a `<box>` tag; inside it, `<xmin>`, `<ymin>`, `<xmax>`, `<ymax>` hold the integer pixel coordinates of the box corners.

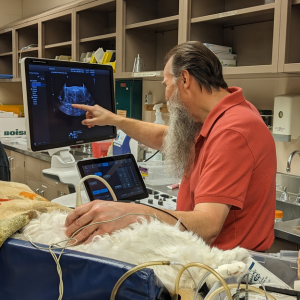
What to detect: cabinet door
<box><xmin>26</xmin><ymin>156</ymin><xmax>41</xmax><ymax>181</ymax></box>
<box><xmin>11</xmin><ymin>151</ymin><xmax>25</xmax><ymax>183</ymax></box>
<box><xmin>41</xmin><ymin>183</ymin><xmax>60</xmax><ymax>201</ymax></box>
<box><xmin>40</xmin><ymin>160</ymin><xmax>70</xmax><ymax>196</ymax></box>
<box><xmin>26</xmin><ymin>176</ymin><xmax>41</xmax><ymax>195</ymax></box>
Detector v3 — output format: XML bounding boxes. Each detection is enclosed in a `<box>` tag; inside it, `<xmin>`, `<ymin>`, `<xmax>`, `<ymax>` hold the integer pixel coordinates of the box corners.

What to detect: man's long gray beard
<box><xmin>162</xmin><ymin>88</ymin><xmax>202</xmax><ymax>181</ymax></box>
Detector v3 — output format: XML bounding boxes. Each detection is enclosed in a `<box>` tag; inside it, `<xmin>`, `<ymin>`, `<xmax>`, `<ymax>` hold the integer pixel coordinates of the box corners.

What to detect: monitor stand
<box><xmin>42</xmin><ymin>147</ymin><xmax>80</xmax><ymax>188</ymax></box>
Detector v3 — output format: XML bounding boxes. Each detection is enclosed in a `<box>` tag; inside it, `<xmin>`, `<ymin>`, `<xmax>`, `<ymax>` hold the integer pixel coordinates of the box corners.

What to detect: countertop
<box><xmin>275</xmin><ymin>218</ymin><xmax>300</xmax><ymax>244</ymax></box>
<box><xmin>1</xmin><ymin>138</ymin><xmax>93</xmax><ymax>162</ymax></box>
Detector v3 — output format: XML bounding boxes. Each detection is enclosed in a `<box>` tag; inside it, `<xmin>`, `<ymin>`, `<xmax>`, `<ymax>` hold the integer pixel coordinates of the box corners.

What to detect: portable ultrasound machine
<box><xmin>21</xmin><ymin>57</ymin><xmax>177</xmax><ymax>210</ymax></box>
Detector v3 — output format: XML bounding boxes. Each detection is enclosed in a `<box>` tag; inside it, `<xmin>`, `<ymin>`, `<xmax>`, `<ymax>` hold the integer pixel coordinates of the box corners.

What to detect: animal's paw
<box><xmin>215</xmin><ymin>261</ymin><xmax>248</xmax><ymax>279</ymax></box>
<box><xmin>230</xmin><ymin>247</ymin><xmax>250</xmax><ymax>264</ymax></box>
<box><xmin>226</xmin><ymin>261</ymin><xmax>247</xmax><ymax>276</ymax></box>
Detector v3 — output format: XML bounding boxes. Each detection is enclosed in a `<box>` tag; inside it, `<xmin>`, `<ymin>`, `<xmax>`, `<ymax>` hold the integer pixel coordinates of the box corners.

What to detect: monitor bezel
<box><xmin>76</xmin><ymin>154</ymin><xmax>149</xmax><ymax>202</ymax></box>
<box><xmin>21</xmin><ymin>57</ymin><xmax>116</xmax><ymax>152</ymax></box>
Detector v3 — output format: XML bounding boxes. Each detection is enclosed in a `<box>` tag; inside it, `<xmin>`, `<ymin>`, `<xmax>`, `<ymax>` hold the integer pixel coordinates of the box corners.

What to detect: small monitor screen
<box><xmin>77</xmin><ymin>154</ymin><xmax>148</xmax><ymax>201</ymax></box>
<box><xmin>22</xmin><ymin>58</ymin><xmax>116</xmax><ymax>151</ymax></box>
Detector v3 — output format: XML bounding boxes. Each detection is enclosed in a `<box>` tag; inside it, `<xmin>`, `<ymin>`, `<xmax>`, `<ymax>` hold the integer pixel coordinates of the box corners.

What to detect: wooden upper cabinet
<box><xmin>0</xmin><ymin>30</ymin><xmax>13</xmax><ymax>77</ymax></box>
<box><xmin>189</xmin><ymin>0</ymin><xmax>281</xmax><ymax>75</ymax></box>
<box><xmin>16</xmin><ymin>22</ymin><xmax>39</xmax><ymax>78</ymax></box>
<box><xmin>75</xmin><ymin>0</ymin><xmax>117</xmax><ymax>62</ymax></box>
<box><xmin>41</xmin><ymin>11</ymin><xmax>73</xmax><ymax>60</ymax></box>
<box><xmin>123</xmin><ymin>0</ymin><xmax>180</xmax><ymax>73</ymax></box>
<box><xmin>278</xmin><ymin>0</ymin><xmax>300</xmax><ymax>73</ymax></box>
<box><xmin>0</xmin><ymin>0</ymin><xmax>296</xmax><ymax>80</ymax></box>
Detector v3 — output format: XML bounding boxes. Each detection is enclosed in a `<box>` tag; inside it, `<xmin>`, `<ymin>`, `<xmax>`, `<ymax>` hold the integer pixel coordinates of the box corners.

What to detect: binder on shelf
<box><xmin>93</xmin><ymin>47</ymin><xmax>104</xmax><ymax>63</ymax></box>
<box><xmin>110</xmin><ymin>52</ymin><xmax>116</xmax><ymax>62</ymax></box>
<box><xmin>90</xmin><ymin>54</ymin><xmax>97</xmax><ymax>63</ymax></box>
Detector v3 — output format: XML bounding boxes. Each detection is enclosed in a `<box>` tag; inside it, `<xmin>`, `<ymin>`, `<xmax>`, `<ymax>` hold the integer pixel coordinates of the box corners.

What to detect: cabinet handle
<box><xmin>9</xmin><ymin>157</ymin><xmax>14</xmax><ymax>171</ymax></box>
<box><xmin>58</xmin><ymin>191</ymin><xmax>65</xmax><ymax>197</ymax></box>
<box><xmin>40</xmin><ymin>190</ymin><xmax>45</xmax><ymax>197</ymax></box>
<box><xmin>7</xmin><ymin>156</ymin><xmax>11</xmax><ymax>170</ymax></box>
<box><xmin>35</xmin><ymin>188</ymin><xmax>40</xmax><ymax>195</ymax></box>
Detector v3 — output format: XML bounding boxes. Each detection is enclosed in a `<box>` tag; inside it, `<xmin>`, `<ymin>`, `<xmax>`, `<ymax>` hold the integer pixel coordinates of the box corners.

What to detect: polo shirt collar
<box><xmin>198</xmin><ymin>87</ymin><xmax>245</xmax><ymax>139</ymax></box>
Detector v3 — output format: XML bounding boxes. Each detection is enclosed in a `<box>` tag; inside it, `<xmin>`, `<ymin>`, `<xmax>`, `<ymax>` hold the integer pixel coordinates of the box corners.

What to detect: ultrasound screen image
<box><xmin>58</xmin><ymin>83</ymin><xmax>94</xmax><ymax>116</ymax></box>
<box><xmin>27</xmin><ymin>63</ymin><xmax>115</xmax><ymax>149</ymax></box>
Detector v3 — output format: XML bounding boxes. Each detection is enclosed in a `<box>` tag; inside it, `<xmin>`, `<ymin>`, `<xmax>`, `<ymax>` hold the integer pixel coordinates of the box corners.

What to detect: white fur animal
<box><xmin>13</xmin><ymin>210</ymin><xmax>250</xmax><ymax>293</ymax></box>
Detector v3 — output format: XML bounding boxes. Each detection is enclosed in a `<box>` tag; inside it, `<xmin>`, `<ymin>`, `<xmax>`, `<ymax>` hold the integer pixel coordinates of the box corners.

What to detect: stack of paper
<box><xmin>203</xmin><ymin>43</ymin><xmax>237</xmax><ymax>67</ymax></box>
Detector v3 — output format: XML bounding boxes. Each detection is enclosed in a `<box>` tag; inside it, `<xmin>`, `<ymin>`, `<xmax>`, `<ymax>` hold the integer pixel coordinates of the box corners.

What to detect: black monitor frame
<box><xmin>21</xmin><ymin>57</ymin><xmax>116</xmax><ymax>152</ymax></box>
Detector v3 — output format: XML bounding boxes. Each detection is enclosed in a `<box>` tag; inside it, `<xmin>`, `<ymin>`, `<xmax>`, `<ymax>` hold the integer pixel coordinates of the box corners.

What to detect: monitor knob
<box><xmin>148</xmin><ymin>199</ymin><xmax>153</xmax><ymax>204</ymax></box>
<box><xmin>154</xmin><ymin>195</ymin><xmax>159</xmax><ymax>199</ymax></box>
<box><xmin>158</xmin><ymin>199</ymin><xmax>163</xmax><ymax>206</ymax></box>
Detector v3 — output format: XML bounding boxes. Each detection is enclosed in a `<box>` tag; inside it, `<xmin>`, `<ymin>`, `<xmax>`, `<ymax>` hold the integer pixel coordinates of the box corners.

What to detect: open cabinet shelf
<box><xmin>191</xmin><ymin>0</ymin><xmax>275</xmax><ymax>18</ymax></box>
<box><xmin>125</xmin><ymin>26</ymin><xmax>178</xmax><ymax>73</ymax></box>
<box><xmin>190</xmin><ymin>0</ymin><xmax>280</xmax><ymax>75</ymax></box>
<box><xmin>43</xmin><ymin>14</ymin><xmax>72</xmax><ymax>46</ymax></box>
<box><xmin>76</xmin><ymin>0</ymin><xmax>116</xmax><ymax>40</ymax></box>
<box><xmin>17</xmin><ymin>24</ymin><xmax>38</xmax><ymax>52</ymax></box>
<box><xmin>122</xmin><ymin>0</ymin><xmax>179</xmax><ymax>73</ymax></box>
<box><xmin>125</xmin><ymin>0</ymin><xmax>179</xmax><ymax>25</ymax></box>
<box><xmin>278</xmin><ymin>1</ymin><xmax>300</xmax><ymax>73</ymax></box>
<box><xmin>0</xmin><ymin>31</ymin><xmax>13</xmax><ymax>54</ymax></box>
<box><xmin>44</xmin><ymin>44</ymin><xmax>72</xmax><ymax>60</ymax></box>
<box><xmin>0</xmin><ymin>54</ymin><xmax>13</xmax><ymax>75</ymax></box>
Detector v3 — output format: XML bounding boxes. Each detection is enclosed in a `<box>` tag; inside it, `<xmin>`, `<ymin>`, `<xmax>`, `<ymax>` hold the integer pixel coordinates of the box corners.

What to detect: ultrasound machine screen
<box><xmin>21</xmin><ymin>57</ymin><xmax>116</xmax><ymax>152</ymax></box>
<box><xmin>77</xmin><ymin>154</ymin><xmax>148</xmax><ymax>201</ymax></box>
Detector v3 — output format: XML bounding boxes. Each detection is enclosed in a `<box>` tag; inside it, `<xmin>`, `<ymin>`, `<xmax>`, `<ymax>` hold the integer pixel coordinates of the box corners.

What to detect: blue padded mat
<box><xmin>0</xmin><ymin>238</ymin><xmax>168</xmax><ymax>300</ymax></box>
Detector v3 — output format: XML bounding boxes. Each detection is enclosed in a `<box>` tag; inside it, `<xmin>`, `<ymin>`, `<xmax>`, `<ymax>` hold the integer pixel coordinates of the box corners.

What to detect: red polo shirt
<box><xmin>177</xmin><ymin>87</ymin><xmax>276</xmax><ymax>251</ymax></box>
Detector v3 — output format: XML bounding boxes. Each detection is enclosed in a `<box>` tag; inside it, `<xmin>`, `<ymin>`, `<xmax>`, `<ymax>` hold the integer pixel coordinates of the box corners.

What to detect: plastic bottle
<box><xmin>275</xmin><ymin>210</ymin><xmax>283</xmax><ymax>223</ymax></box>
<box><xmin>153</xmin><ymin>103</ymin><xmax>165</xmax><ymax>125</ymax></box>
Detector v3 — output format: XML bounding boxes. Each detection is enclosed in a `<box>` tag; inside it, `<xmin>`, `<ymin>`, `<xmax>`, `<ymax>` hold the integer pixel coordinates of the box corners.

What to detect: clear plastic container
<box><xmin>138</xmin><ymin>161</ymin><xmax>175</xmax><ymax>186</ymax></box>
<box><xmin>275</xmin><ymin>210</ymin><xmax>283</xmax><ymax>223</ymax></box>
<box><xmin>249</xmin><ymin>250</ymin><xmax>298</xmax><ymax>289</ymax></box>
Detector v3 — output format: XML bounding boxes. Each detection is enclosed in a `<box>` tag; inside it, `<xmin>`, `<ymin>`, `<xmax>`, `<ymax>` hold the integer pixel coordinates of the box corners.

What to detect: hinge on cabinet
<box><xmin>24</xmin><ymin>161</ymin><xmax>25</xmax><ymax>167</ymax></box>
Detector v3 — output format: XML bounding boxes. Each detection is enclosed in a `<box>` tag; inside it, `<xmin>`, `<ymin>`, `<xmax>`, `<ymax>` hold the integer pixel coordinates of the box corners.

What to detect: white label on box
<box><xmin>248</xmin><ymin>258</ymin><xmax>291</xmax><ymax>289</ymax></box>
<box><xmin>0</xmin><ymin>118</ymin><xmax>26</xmax><ymax>137</ymax></box>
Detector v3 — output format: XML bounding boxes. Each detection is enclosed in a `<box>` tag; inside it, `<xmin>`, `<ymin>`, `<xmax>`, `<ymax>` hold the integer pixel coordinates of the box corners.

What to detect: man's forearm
<box><xmin>133</xmin><ymin>204</ymin><xmax>221</xmax><ymax>245</ymax></box>
<box><xmin>113</xmin><ymin>116</ymin><xmax>168</xmax><ymax>150</ymax></box>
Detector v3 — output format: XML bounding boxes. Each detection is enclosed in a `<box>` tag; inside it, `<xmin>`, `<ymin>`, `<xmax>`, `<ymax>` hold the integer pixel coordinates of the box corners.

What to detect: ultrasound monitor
<box><xmin>77</xmin><ymin>154</ymin><xmax>148</xmax><ymax>201</ymax></box>
<box><xmin>21</xmin><ymin>57</ymin><xmax>116</xmax><ymax>152</ymax></box>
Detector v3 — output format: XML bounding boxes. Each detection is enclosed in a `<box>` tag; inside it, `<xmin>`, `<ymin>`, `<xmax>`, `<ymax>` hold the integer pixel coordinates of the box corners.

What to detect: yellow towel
<box><xmin>0</xmin><ymin>180</ymin><xmax>71</xmax><ymax>247</ymax></box>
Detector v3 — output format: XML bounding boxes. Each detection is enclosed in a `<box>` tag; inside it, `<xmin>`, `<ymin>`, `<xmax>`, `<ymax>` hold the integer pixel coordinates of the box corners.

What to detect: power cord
<box><xmin>173</xmin><ymin>263</ymin><xmax>233</xmax><ymax>300</ymax></box>
<box><xmin>206</xmin><ymin>284</ymin><xmax>276</xmax><ymax>300</ymax></box>
<box><xmin>143</xmin><ymin>150</ymin><xmax>160</xmax><ymax>162</ymax></box>
<box><xmin>19</xmin><ymin>44</ymin><xmax>38</xmax><ymax>63</ymax></box>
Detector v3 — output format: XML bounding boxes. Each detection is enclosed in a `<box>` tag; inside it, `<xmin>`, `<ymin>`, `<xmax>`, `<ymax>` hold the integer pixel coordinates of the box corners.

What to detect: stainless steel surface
<box><xmin>286</xmin><ymin>150</ymin><xmax>300</xmax><ymax>172</ymax></box>
<box><xmin>275</xmin><ymin>218</ymin><xmax>300</xmax><ymax>244</ymax></box>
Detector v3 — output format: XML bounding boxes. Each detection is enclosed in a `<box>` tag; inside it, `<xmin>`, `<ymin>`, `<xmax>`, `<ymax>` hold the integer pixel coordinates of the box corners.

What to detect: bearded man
<box><xmin>65</xmin><ymin>41</ymin><xmax>276</xmax><ymax>251</ymax></box>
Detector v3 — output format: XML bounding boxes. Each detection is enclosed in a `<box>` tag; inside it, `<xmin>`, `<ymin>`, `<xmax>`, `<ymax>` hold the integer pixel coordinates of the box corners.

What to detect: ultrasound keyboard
<box><xmin>135</xmin><ymin>188</ymin><xmax>177</xmax><ymax>210</ymax></box>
